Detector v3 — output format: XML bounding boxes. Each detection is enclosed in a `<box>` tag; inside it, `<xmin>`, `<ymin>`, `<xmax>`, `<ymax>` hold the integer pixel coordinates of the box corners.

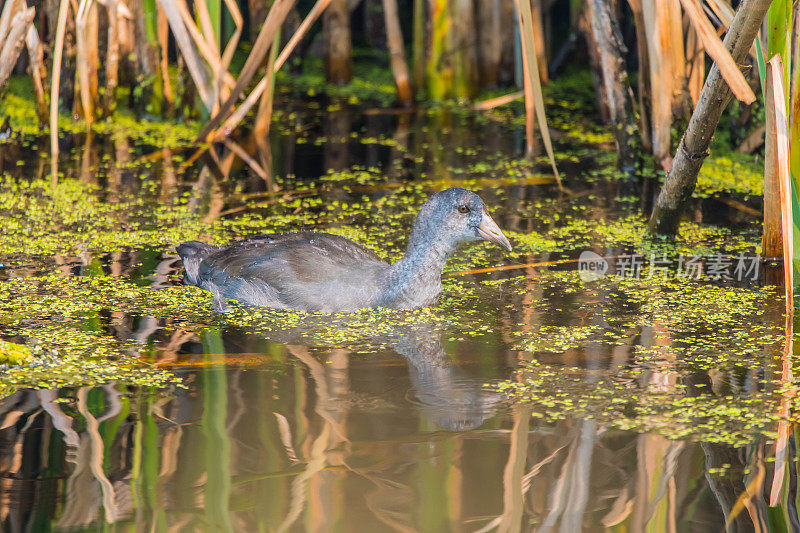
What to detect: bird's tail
<box><xmin>175</xmin><ymin>241</ymin><xmax>217</xmax><ymax>286</ymax></box>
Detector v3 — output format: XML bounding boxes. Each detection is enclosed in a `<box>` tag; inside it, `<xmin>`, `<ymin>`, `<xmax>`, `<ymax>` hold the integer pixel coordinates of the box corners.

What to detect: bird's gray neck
<box><xmin>379</xmin><ymin>238</ymin><xmax>452</xmax><ymax>308</ymax></box>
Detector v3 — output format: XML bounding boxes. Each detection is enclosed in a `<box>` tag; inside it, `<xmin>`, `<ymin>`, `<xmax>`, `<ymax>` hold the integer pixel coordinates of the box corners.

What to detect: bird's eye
<box><xmin>458</xmin><ymin>205</ymin><xmax>470</xmax><ymax>214</ymax></box>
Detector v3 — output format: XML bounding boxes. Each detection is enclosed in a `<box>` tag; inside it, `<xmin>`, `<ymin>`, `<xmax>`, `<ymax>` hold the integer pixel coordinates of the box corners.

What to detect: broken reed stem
<box><xmin>648</xmin><ymin>0</ymin><xmax>774</xmax><ymax>235</ymax></box>
<box><xmin>473</xmin><ymin>91</ymin><xmax>524</xmax><ymax>111</ymax></box>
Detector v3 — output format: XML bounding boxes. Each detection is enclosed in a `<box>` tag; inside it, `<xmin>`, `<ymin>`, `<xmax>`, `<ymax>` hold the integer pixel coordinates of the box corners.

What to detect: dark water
<box><xmin>0</xmin><ymin>101</ymin><xmax>790</xmax><ymax>531</ymax></box>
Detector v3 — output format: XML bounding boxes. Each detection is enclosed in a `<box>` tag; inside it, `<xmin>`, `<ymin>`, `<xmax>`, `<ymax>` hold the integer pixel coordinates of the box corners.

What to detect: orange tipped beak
<box><xmin>477</xmin><ymin>208</ymin><xmax>512</xmax><ymax>252</ymax></box>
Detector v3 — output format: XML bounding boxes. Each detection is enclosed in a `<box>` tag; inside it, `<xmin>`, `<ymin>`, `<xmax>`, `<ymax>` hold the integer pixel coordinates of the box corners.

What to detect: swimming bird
<box><xmin>176</xmin><ymin>187</ymin><xmax>512</xmax><ymax>312</ymax></box>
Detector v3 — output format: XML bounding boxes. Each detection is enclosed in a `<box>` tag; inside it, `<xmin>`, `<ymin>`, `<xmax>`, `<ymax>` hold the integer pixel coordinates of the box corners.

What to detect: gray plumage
<box><xmin>176</xmin><ymin>188</ymin><xmax>512</xmax><ymax>312</ymax></box>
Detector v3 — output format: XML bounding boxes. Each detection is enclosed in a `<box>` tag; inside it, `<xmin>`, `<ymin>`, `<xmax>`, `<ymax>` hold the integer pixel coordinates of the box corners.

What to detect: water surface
<box><xmin>0</xmin><ymin>101</ymin><xmax>789</xmax><ymax>531</ymax></box>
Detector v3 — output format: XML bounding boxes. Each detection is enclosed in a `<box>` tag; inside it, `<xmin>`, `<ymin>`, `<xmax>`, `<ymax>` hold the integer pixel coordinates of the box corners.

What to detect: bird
<box><xmin>176</xmin><ymin>187</ymin><xmax>512</xmax><ymax>313</ymax></box>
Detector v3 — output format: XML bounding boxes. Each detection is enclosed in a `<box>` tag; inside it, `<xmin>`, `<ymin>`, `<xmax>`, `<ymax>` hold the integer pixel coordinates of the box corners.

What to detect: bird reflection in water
<box><xmin>389</xmin><ymin>324</ymin><xmax>504</xmax><ymax>431</ymax></box>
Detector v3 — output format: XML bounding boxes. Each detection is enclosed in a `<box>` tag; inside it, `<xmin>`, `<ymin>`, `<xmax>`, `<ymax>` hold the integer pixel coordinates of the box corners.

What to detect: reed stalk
<box><xmin>764</xmin><ymin>18</ymin><xmax>791</xmax><ymax>263</ymax></box>
<box><xmin>764</xmin><ymin>55</ymin><xmax>793</xmax><ymax>287</ymax></box>
<box><xmin>473</xmin><ymin>90</ymin><xmax>524</xmax><ymax>110</ymax></box>
<box><xmin>158</xmin><ymin>0</ymin><xmax>215</xmax><ymax>112</ymax></box>
<box><xmin>648</xmin><ymin>0</ymin><xmax>773</xmax><ymax>235</ymax></box>
<box><xmin>0</xmin><ymin>1</ymin><xmax>36</xmax><ymax>89</ymax></box>
<box><xmin>25</xmin><ymin>26</ymin><xmax>48</xmax><ymax>124</ymax></box>
<box><xmin>680</xmin><ymin>0</ymin><xmax>754</xmax><ymax>104</ymax></box>
<box><xmin>383</xmin><ymin>0</ymin><xmax>413</xmax><ymax>106</ymax></box>
<box><xmin>767</xmin><ymin>0</ymin><xmax>791</xmax><ymax>109</ymax></box>
<box><xmin>625</xmin><ymin>0</ymin><xmax>651</xmax><ymax>150</ymax></box>
<box><xmin>642</xmin><ymin>0</ymin><xmax>674</xmax><ymax>170</ymax></box>
<box><xmin>323</xmin><ymin>0</ymin><xmax>351</xmax><ymax>83</ymax></box>
<box><xmin>667</xmin><ymin>0</ymin><xmax>685</xmax><ymax>112</ymax></box>
<box><xmin>587</xmin><ymin>0</ymin><xmax>638</xmax><ymax>173</ymax></box>
<box><xmin>212</xmin><ymin>0</ymin><xmax>329</xmax><ymax>139</ymax></box>
<box><xmin>762</xmin><ymin>7</ymin><xmax>800</xmax><ymax>303</ymax></box>
<box><xmin>253</xmin><ymin>30</ymin><xmax>280</xmax><ymax>136</ymax></box>
<box><xmin>76</xmin><ymin>0</ymin><xmax>100</xmax><ymax>124</ymax></box>
<box><xmin>412</xmin><ymin>0</ymin><xmax>425</xmax><ymax>89</ymax></box>
<box><xmin>531</xmin><ymin>0</ymin><xmax>548</xmax><ymax>83</ymax></box>
<box><xmin>103</xmin><ymin>0</ymin><xmax>119</xmax><ymax>116</ymax></box>
<box><xmin>157</xmin><ymin>3</ymin><xmax>174</xmax><ymax>109</ymax></box>
<box><xmin>426</xmin><ymin>0</ymin><xmax>451</xmax><ymax>100</ymax></box>
<box><xmin>791</xmin><ymin>13</ymin><xmax>800</xmax><ymax>197</ymax></box>
<box><xmin>276</xmin><ymin>0</ymin><xmax>330</xmax><ymax>69</ymax></box>
<box><xmin>50</xmin><ymin>0</ymin><xmax>70</xmax><ymax>180</ymax></box>
<box><xmin>197</xmin><ymin>0</ymin><xmax>296</xmax><ymax>140</ymax></box>
<box><xmin>515</xmin><ymin>0</ymin><xmax>561</xmax><ymax>184</ymax></box>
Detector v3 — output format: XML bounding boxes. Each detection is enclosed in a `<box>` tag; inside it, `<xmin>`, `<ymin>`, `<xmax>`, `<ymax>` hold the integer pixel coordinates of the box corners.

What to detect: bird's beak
<box><xmin>477</xmin><ymin>207</ymin><xmax>512</xmax><ymax>252</ymax></box>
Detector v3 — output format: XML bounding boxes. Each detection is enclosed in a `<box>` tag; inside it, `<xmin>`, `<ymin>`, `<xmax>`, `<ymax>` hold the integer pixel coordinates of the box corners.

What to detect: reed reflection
<box><xmin>0</xmin><ymin>319</ymin><xmax>504</xmax><ymax>531</ymax></box>
<box><xmin>3</xmin><ymin>318</ymin><xmax>800</xmax><ymax>529</ymax></box>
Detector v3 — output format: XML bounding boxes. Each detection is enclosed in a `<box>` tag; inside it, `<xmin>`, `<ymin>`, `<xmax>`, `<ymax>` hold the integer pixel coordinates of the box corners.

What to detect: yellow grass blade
<box><xmin>680</xmin><ymin>0</ymin><xmax>755</xmax><ymax>103</ymax></box>
<box><xmin>223</xmin><ymin>140</ymin><xmax>268</xmax><ymax>181</ymax></box>
<box><xmin>212</xmin><ymin>0</ymin><xmax>331</xmax><ymax>139</ymax></box>
<box><xmin>157</xmin><ymin>0</ymin><xmax>215</xmax><ymax>111</ymax></box>
<box><xmin>275</xmin><ymin>0</ymin><xmax>332</xmax><ymax>71</ymax></box>
<box><xmin>704</xmin><ymin>0</ymin><xmax>760</xmax><ymax>60</ymax></box>
<box><xmin>514</xmin><ymin>0</ymin><xmax>561</xmax><ymax>185</ymax></box>
<box><xmin>219</xmin><ymin>0</ymin><xmax>243</xmax><ymax>73</ymax></box>
<box><xmin>197</xmin><ymin>0</ymin><xmax>297</xmax><ymax>141</ymax></box>
<box><xmin>704</xmin><ymin>0</ymin><xmax>733</xmax><ymax>26</ymax></box>
<box><xmin>173</xmin><ymin>0</ymin><xmax>235</xmax><ymax>92</ymax></box>
<box><xmin>473</xmin><ymin>91</ymin><xmax>524</xmax><ymax>110</ymax></box>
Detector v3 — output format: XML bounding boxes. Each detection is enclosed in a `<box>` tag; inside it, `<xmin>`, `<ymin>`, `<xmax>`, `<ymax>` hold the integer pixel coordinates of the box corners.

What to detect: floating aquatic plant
<box><xmin>0</xmin><ymin>340</ymin><xmax>32</xmax><ymax>365</ymax></box>
<box><xmin>497</xmin><ymin>359</ymin><xmax>793</xmax><ymax>447</ymax></box>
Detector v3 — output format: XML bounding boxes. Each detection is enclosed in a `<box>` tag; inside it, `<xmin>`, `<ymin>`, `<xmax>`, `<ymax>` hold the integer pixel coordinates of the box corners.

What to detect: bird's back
<box><xmin>180</xmin><ymin>232</ymin><xmax>390</xmax><ymax>312</ymax></box>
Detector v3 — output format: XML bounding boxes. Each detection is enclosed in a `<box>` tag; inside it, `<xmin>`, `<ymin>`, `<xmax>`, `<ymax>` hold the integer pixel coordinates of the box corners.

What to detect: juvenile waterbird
<box><xmin>176</xmin><ymin>187</ymin><xmax>512</xmax><ymax>312</ymax></box>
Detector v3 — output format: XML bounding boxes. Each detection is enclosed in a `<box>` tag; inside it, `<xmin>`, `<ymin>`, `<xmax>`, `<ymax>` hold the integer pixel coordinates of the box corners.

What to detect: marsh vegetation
<box><xmin>1</xmin><ymin>0</ymin><xmax>800</xmax><ymax>529</ymax></box>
